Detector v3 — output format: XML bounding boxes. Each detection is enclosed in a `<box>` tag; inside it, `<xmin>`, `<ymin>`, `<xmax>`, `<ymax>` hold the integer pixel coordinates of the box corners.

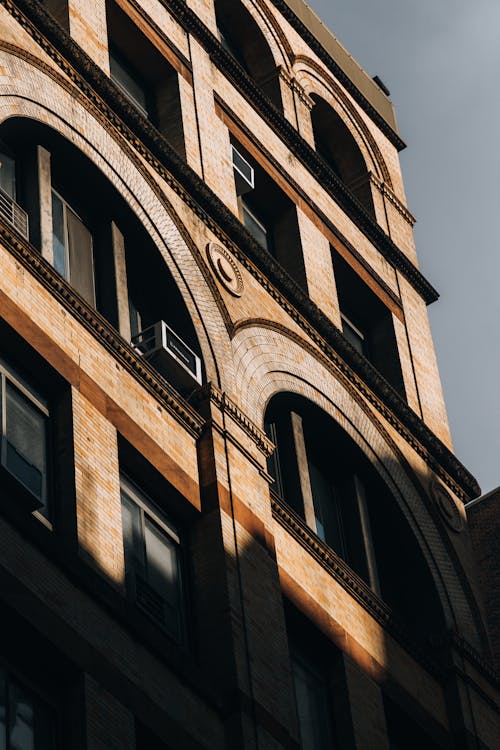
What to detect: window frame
<box><xmin>120</xmin><ymin>475</ymin><xmax>186</xmax><ymax>643</ymax></box>
<box><xmin>0</xmin><ymin>664</ymin><xmax>59</xmax><ymax>749</ymax></box>
<box><xmin>51</xmin><ymin>188</ymin><xmax>96</xmax><ymax>306</ymax></box>
<box><xmin>0</xmin><ymin>355</ymin><xmax>51</xmax><ymax>516</ymax></box>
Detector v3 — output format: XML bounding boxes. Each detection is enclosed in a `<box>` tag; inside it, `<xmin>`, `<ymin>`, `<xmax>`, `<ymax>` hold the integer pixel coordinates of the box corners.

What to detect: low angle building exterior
<box><xmin>0</xmin><ymin>0</ymin><xmax>499</xmax><ymax>746</ymax></box>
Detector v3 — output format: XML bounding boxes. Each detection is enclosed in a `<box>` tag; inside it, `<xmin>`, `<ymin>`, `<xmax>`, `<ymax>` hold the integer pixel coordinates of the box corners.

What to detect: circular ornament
<box><xmin>206</xmin><ymin>243</ymin><xmax>243</xmax><ymax>297</ymax></box>
<box><xmin>430</xmin><ymin>477</ymin><xmax>463</xmax><ymax>533</ymax></box>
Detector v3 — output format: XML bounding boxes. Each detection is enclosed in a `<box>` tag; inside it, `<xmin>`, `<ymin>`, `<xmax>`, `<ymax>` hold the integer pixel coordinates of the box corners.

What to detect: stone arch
<box><xmin>0</xmin><ymin>45</ymin><xmax>235</xmax><ymax>392</ymax></box>
<box><xmin>214</xmin><ymin>0</ymin><xmax>291</xmax><ymax>109</ymax></box>
<box><xmin>294</xmin><ymin>55</ymin><xmax>393</xmax><ymax>189</ymax></box>
<box><xmin>232</xmin><ymin>321</ymin><xmax>487</xmax><ymax>650</ymax></box>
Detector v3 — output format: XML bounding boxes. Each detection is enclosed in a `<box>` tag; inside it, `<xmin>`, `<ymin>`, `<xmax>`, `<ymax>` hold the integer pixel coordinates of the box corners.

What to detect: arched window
<box><xmin>0</xmin><ymin>117</ymin><xmax>203</xmax><ymax>394</ymax></box>
<box><xmin>214</xmin><ymin>0</ymin><xmax>283</xmax><ymax>111</ymax></box>
<box><xmin>265</xmin><ymin>393</ymin><xmax>445</xmax><ymax>640</ymax></box>
<box><xmin>311</xmin><ymin>95</ymin><xmax>375</xmax><ymax>217</ymax></box>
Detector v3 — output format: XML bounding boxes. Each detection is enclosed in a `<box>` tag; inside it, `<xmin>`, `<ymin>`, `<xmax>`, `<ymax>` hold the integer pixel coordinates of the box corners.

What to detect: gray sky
<box><xmin>309</xmin><ymin>0</ymin><xmax>500</xmax><ymax>494</ymax></box>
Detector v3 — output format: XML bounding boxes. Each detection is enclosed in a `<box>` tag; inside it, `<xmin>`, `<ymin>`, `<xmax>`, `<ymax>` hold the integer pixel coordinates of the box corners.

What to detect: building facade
<box><xmin>0</xmin><ymin>0</ymin><xmax>498</xmax><ymax>746</ymax></box>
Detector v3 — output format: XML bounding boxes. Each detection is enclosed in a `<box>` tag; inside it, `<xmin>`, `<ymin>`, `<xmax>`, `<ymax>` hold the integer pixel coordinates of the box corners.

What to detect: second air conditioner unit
<box><xmin>132</xmin><ymin>321</ymin><xmax>202</xmax><ymax>389</ymax></box>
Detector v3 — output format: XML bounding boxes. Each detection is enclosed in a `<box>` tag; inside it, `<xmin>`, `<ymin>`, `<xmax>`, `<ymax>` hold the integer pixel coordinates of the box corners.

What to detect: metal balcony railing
<box><xmin>0</xmin><ymin>187</ymin><xmax>29</xmax><ymax>239</ymax></box>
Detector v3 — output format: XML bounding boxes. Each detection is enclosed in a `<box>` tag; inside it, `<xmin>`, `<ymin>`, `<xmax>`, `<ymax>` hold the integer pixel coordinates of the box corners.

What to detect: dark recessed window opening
<box><xmin>230</xmin><ymin>139</ymin><xmax>307</xmax><ymax>291</ymax></box>
<box><xmin>0</xmin><ymin>117</ymin><xmax>204</xmax><ymax>396</ymax></box>
<box><xmin>286</xmin><ymin>603</ymin><xmax>341</xmax><ymax>750</ymax></box>
<box><xmin>106</xmin><ymin>0</ymin><xmax>186</xmax><ymax>158</ymax></box>
<box><xmin>120</xmin><ymin>475</ymin><xmax>185</xmax><ymax>642</ymax></box>
<box><xmin>0</xmin><ymin>667</ymin><xmax>58</xmax><ymax>749</ymax></box>
<box><xmin>311</xmin><ymin>95</ymin><xmax>375</xmax><ymax>217</ymax></box>
<box><xmin>333</xmin><ymin>250</ymin><xmax>406</xmax><ymax>398</ymax></box>
<box><xmin>41</xmin><ymin>0</ymin><xmax>70</xmax><ymax>32</ymax></box>
<box><xmin>266</xmin><ymin>394</ymin><xmax>446</xmax><ymax>641</ymax></box>
<box><xmin>214</xmin><ymin>0</ymin><xmax>283</xmax><ymax>110</ymax></box>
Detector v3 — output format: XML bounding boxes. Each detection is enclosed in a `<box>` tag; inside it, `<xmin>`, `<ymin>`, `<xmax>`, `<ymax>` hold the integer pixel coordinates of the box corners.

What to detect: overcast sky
<box><xmin>308</xmin><ymin>0</ymin><xmax>500</xmax><ymax>494</ymax></box>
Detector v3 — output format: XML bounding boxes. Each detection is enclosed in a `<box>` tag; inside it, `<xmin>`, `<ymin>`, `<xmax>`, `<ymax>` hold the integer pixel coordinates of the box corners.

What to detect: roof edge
<box><xmin>273</xmin><ymin>0</ymin><xmax>405</xmax><ymax>149</ymax></box>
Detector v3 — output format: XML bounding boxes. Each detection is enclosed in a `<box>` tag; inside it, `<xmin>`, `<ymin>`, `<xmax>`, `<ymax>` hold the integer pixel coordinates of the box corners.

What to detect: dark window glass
<box><xmin>121</xmin><ymin>478</ymin><xmax>184</xmax><ymax>641</ymax></box>
<box><xmin>241</xmin><ymin>198</ymin><xmax>269</xmax><ymax>250</ymax></box>
<box><xmin>0</xmin><ymin>364</ymin><xmax>49</xmax><ymax>512</ymax></box>
<box><xmin>109</xmin><ymin>49</ymin><xmax>149</xmax><ymax>117</ymax></box>
<box><xmin>291</xmin><ymin>649</ymin><xmax>335</xmax><ymax>750</ymax></box>
<box><xmin>4</xmin><ymin>382</ymin><xmax>47</xmax><ymax>503</ymax></box>
<box><xmin>0</xmin><ymin>670</ymin><xmax>56</xmax><ymax>750</ymax></box>
<box><xmin>0</xmin><ymin>148</ymin><xmax>16</xmax><ymax>200</ymax></box>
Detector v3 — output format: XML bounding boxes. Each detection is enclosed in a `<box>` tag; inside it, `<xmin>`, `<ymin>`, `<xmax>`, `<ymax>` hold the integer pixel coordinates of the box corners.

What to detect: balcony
<box><xmin>0</xmin><ymin>186</ymin><xmax>29</xmax><ymax>239</ymax></box>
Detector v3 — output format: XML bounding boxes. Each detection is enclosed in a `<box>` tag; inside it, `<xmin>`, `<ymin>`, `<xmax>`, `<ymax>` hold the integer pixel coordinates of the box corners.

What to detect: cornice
<box><xmin>0</xmin><ymin>220</ymin><xmax>205</xmax><ymax>438</ymax></box>
<box><xmin>271</xmin><ymin>492</ymin><xmax>444</xmax><ymax>680</ymax></box>
<box><xmin>269</xmin><ymin>0</ymin><xmax>406</xmax><ymax>151</ymax></box>
<box><xmin>370</xmin><ymin>172</ymin><xmax>416</xmax><ymax>227</ymax></box>
<box><xmin>1</xmin><ymin>0</ymin><xmax>479</xmax><ymax>498</ymax></box>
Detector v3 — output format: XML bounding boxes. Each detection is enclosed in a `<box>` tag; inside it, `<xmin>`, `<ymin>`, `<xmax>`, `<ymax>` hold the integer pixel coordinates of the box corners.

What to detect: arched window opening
<box><xmin>214</xmin><ymin>0</ymin><xmax>283</xmax><ymax>111</ymax></box>
<box><xmin>265</xmin><ymin>393</ymin><xmax>445</xmax><ymax>641</ymax></box>
<box><xmin>0</xmin><ymin>118</ymin><xmax>203</xmax><ymax>394</ymax></box>
<box><xmin>311</xmin><ymin>95</ymin><xmax>375</xmax><ymax>217</ymax></box>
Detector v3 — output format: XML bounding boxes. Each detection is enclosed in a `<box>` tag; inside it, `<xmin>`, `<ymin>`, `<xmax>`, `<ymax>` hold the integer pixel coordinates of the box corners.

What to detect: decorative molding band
<box><xmin>447</xmin><ymin>631</ymin><xmax>500</xmax><ymax>687</ymax></box>
<box><xmin>0</xmin><ymin>220</ymin><xmax>205</xmax><ymax>438</ymax></box>
<box><xmin>195</xmin><ymin>383</ymin><xmax>274</xmax><ymax>458</ymax></box>
<box><xmin>271</xmin><ymin>492</ymin><xmax>444</xmax><ymax>680</ymax></box>
<box><xmin>269</xmin><ymin>0</ymin><xmax>406</xmax><ymax>151</ymax></box>
<box><xmin>370</xmin><ymin>173</ymin><xmax>416</xmax><ymax>226</ymax></box>
<box><xmin>1</xmin><ymin>1</ymin><xmax>480</xmax><ymax>498</ymax></box>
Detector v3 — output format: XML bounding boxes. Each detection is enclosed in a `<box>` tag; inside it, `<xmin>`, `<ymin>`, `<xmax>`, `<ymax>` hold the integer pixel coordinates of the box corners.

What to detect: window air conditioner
<box><xmin>231</xmin><ymin>145</ymin><xmax>254</xmax><ymax>195</ymax></box>
<box><xmin>132</xmin><ymin>321</ymin><xmax>202</xmax><ymax>388</ymax></box>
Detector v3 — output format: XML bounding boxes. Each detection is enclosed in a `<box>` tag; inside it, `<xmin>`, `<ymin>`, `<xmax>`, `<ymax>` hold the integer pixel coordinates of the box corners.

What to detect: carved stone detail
<box><xmin>206</xmin><ymin>242</ymin><xmax>243</xmax><ymax>297</ymax></box>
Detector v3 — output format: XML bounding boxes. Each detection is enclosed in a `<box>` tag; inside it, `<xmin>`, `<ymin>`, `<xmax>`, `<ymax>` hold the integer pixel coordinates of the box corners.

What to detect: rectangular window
<box><xmin>0</xmin><ymin>358</ymin><xmax>49</xmax><ymax>514</ymax></box>
<box><xmin>51</xmin><ymin>190</ymin><xmax>95</xmax><ymax>306</ymax></box>
<box><xmin>0</xmin><ymin>666</ymin><xmax>57</xmax><ymax>749</ymax></box>
<box><xmin>109</xmin><ymin>48</ymin><xmax>149</xmax><ymax>118</ymax></box>
<box><xmin>120</xmin><ymin>476</ymin><xmax>184</xmax><ymax>641</ymax></box>
<box><xmin>291</xmin><ymin>646</ymin><xmax>336</xmax><ymax>750</ymax></box>
<box><xmin>230</xmin><ymin>138</ymin><xmax>307</xmax><ymax>289</ymax></box>
<box><xmin>333</xmin><ymin>249</ymin><xmax>406</xmax><ymax>397</ymax></box>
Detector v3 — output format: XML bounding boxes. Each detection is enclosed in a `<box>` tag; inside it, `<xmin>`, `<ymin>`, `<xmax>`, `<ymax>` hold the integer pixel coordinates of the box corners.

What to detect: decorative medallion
<box><xmin>430</xmin><ymin>477</ymin><xmax>463</xmax><ymax>533</ymax></box>
<box><xmin>206</xmin><ymin>242</ymin><xmax>243</xmax><ymax>297</ymax></box>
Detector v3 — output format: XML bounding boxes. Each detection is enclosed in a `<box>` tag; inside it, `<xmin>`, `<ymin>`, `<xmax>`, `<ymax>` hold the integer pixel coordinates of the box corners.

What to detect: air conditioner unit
<box><xmin>231</xmin><ymin>144</ymin><xmax>254</xmax><ymax>195</ymax></box>
<box><xmin>0</xmin><ymin>187</ymin><xmax>29</xmax><ymax>239</ymax></box>
<box><xmin>132</xmin><ymin>321</ymin><xmax>202</xmax><ymax>389</ymax></box>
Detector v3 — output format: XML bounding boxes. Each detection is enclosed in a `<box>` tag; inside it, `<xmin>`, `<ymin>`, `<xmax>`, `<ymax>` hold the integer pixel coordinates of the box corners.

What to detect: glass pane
<box><xmin>242</xmin><ymin>201</ymin><xmax>269</xmax><ymax>250</ymax></box>
<box><xmin>33</xmin><ymin>699</ymin><xmax>56</xmax><ymax>750</ymax></box>
<box><xmin>308</xmin><ymin>460</ymin><xmax>344</xmax><ymax>555</ymax></box>
<box><xmin>292</xmin><ymin>655</ymin><xmax>333</xmax><ymax>750</ymax></box>
<box><xmin>0</xmin><ymin>151</ymin><xmax>16</xmax><ymax>200</ymax></box>
<box><xmin>109</xmin><ymin>53</ymin><xmax>148</xmax><ymax>116</ymax></box>
<box><xmin>0</xmin><ymin>668</ymin><xmax>6</xmax><ymax>750</ymax></box>
<box><xmin>66</xmin><ymin>207</ymin><xmax>95</xmax><ymax>306</ymax></box>
<box><xmin>51</xmin><ymin>192</ymin><xmax>67</xmax><ymax>279</ymax></box>
<box><xmin>5</xmin><ymin>382</ymin><xmax>46</xmax><ymax>501</ymax></box>
<box><xmin>121</xmin><ymin>492</ymin><xmax>144</xmax><ymax>573</ymax></box>
<box><xmin>9</xmin><ymin>682</ymin><xmax>34</xmax><ymax>750</ymax></box>
<box><xmin>341</xmin><ymin>315</ymin><xmax>365</xmax><ymax>355</ymax></box>
<box><xmin>144</xmin><ymin>518</ymin><xmax>180</xmax><ymax>633</ymax></box>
